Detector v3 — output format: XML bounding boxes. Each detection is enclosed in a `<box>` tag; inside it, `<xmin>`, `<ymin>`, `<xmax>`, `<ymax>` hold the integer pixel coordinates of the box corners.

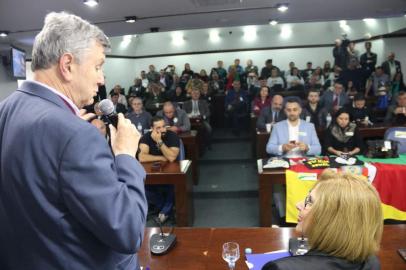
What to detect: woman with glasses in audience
<box><xmin>323</xmin><ymin>108</ymin><xmax>363</xmax><ymax>157</ymax></box>
<box><xmin>262</xmin><ymin>169</ymin><xmax>383</xmax><ymax>270</ymax></box>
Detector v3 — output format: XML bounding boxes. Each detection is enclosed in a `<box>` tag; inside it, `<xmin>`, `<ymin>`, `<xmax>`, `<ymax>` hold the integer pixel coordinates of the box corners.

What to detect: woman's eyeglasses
<box><xmin>304</xmin><ymin>193</ymin><xmax>313</xmax><ymax>208</ymax></box>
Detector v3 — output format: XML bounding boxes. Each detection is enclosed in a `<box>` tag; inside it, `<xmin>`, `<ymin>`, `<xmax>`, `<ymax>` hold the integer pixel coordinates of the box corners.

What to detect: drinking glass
<box><xmin>222</xmin><ymin>242</ymin><xmax>240</xmax><ymax>270</ymax></box>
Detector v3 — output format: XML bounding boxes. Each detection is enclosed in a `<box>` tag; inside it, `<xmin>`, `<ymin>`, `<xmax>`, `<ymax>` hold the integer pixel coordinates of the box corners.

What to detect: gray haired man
<box><xmin>0</xmin><ymin>12</ymin><xmax>147</xmax><ymax>270</ymax></box>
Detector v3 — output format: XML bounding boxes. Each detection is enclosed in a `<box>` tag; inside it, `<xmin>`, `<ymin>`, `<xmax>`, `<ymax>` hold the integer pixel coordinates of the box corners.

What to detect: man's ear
<box><xmin>58</xmin><ymin>53</ymin><xmax>74</xmax><ymax>82</ymax></box>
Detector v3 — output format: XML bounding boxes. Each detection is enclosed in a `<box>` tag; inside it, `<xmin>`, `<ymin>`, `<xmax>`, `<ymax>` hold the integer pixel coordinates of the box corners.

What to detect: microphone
<box><xmin>98</xmin><ymin>99</ymin><xmax>118</xmax><ymax>128</ymax></box>
<box><xmin>149</xmin><ymin>217</ymin><xmax>177</xmax><ymax>255</ymax></box>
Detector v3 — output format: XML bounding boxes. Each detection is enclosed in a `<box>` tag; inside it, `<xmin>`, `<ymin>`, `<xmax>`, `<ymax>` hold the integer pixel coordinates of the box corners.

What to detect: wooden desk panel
<box><xmin>139</xmin><ymin>226</ymin><xmax>406</xmax><ymax>270</ymax></box>
<box><xmin>179</xmin><ymin>131</ymin><xmax>199</xmax><ymax>185</ymax></box>
<box><xmin>143</xmin><ymin>161</ymin><xmax>194</xmax><ymax>226</ymax></box>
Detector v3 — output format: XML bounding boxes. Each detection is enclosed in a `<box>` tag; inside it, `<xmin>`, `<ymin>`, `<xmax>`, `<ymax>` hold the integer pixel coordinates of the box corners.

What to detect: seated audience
<box><xmin>252</xmin><ymin>86</ymin><xmax>272</xmax><ymax>116</ymax></box>
<box><xmin>110</xmin><ymin>93</ymin><xmax>127</xmax><ymax>114</ymax></box>
<box><xmin>389</xmin><ymin>72</ymin><xmax>405</xmax><ymax>102</ymax></box>
<box><xmin>181</xmin><ymin>63</ymin><xmax>194</xmax><ymax>77</ymax></box>
<box><xmin>285</xmin><ymin>67</ymin><xmax>304</xmax><ymax>91</ymax></box>
<box><xmin>157</xmin><ymin>101</ymin><xmax>191</xmax><ymax>133</ymax></box>
<box><xmin>346</xmin><ymin>93</ymin><xmax>373</xmax><ymax>124</ymax></box>
<box><xmin>256</xmin><ymin>94</ymin><xmax>286</xmax><ymax>130</ymax></box>
<box><xmin>302</xmin><ymin>89</ymin><xmax>323</xmax><ymax>129</ymax></box>
<box><xmin>226</xmin><ymin>66</ymin><xmax>240</xmax><ymax>91</ymax></box>
<box><xmin>127</xmin><ymin>97</ymin><xmax>152</xmax><ymax>134</ymax></box>
<box><xmin>248</xmin><ymin>76</ymin><xmax>267</xmax><ymax>102</ymax></box>
<box><xmin>147</xmin><ymin>64</ymin><xmax>160</xmax><ymax>83</ymax></box>
<box><xmin>208</xmin><ymin>72</ymin><xmax>225</xmax><ymax>94</ymax></box>
<box><xmin>127</xmin><ymin>78</ymin><xmax>146</xmax><ymax>100</ymax></box>
<box><xmin>365</xmin><ymin>66</ymin><xmax>390</xmax><ymax>97</ymax></box>
<box><xmin>267</xmin><ymin>68</ymin><xmax>285</xmax><ymax>91</ymax></box>
<box><xmin>307</xmin><ymin>67</ymin><xmax>324</xmax><ymax>90</ymax></box>
<box><xmin>245</xmin><ymin>59</ymin><xmax>259</xmax><ymax>76</ymax></box>
<box><xmin>225</xmin><ymin>80</ymin><xmax>248</xmax><ymax>135</ymax></box>
<box><xmin>262</xmin><ymin>170</ymin><xmax>382</xmax><ymax>270</ymax></box>
<box><xmin>183</xmin><ymin>82</ymin><xmax>212</xmax><ymax>148</ymax></box>
<box><xmin>301</xmin><ymin>61</ymin><xmax>314</xmax><ymax>82</ymax></box>
<box><xmin>322</xmin><ymin>60</ymin><xmax>333</xmax><ymax>78</ymax></box>
<box><xmin>229</xmin><ymin>58</ymin><xmax>244</xmax><ymax>76</ymax></box>
<box><xmin>140</xmin><ymin>70</ymin><xmax>149</xmax><ymax>88</ymax></box>
<box><xmin>211</xmin><ymin>60</ymin><xmax>227</xmax><ymax>83</ymax></box>
<box><xmin>108</xmin><ymin>84</ymin><xmax>127</xmax><ymax>108</ymax></box>
<box><xmin>261</xmin><ymin>59</ymin><xmax>280</xmax><ymax>79</ymax></box>
<box><xmin>145</xmin><ymin>83</ymin><xmax>165</xmax><ymax>112</ymax></box>
<box><xmin>138</xmin><ymin>116</ymin><xmax>180</xmax><ymax>223</ymax></box>
<box><xmin>266</xmin><ymin>98</ymin><xmax>321</xmax><ymax>158</ymax></box>
<box><xmin>382</xmin><ymin>52</ymin><xmax>402</xmax><ymax>81</ymax></box>
<box><xmin>199</xmin><ymin>69</ymin><xmax>209</xmax><ymax>82</ymax></box>
<box><xmin>169</xmin><ymin>86</ymin><xmax>188</xmax><ymax>103</ymax></box>
<box><xmin>324</xmin><ymin>108</ymin><xmax>363</xmax><ymax>156</ymax></box>
<box><xmin>384</xmin><ymin>91</ymin><xmax>406</xmax><ymax>125</ymax></box>
<box><xmin>201</xmin><ymin>82</ymin><xmax>214</xmax><ymax>103</ymax></box>
<box><xmin>320</xmin><ymin>81</ymin><xmax>348</xmax><ymax>113</ymax></box>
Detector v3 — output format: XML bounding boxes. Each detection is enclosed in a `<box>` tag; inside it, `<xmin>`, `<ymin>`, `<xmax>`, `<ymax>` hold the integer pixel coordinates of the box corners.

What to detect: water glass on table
<box><xmin>222</xmin><ymin>242</ymin><xmax>240</xmax><ymax>270</ymax></box>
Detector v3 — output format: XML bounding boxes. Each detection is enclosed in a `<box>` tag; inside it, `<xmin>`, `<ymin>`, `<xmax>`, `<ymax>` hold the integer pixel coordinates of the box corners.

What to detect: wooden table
<box><xmin>256</xmin><ymin>124</ymin><xmax>391</xmax><ymax>159</ymax></box>
<box><xmin>139</xmin><ymin>225</ymin><xmax>406</xmax><ymax>270</ymax></box>
<box><xmin>258</xmin><ymin>164</ymin><xmax>286</xmax><ymax>227</ymax></box>
<box><xmin>179</xmin><ymin>131</ymin><xmax>199</xmax><ymax>185</ymax></box>
<box><xmin>143</xmin><ymin>160</ymin><xmax>194</xmax><ymax>226</ymax></box>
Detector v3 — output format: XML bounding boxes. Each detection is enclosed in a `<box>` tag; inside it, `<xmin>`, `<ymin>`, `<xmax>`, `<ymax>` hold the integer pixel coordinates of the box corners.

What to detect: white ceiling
<box><xmin>0</xmin><ymin>0</ymin><xmax>405</xmax><ymax>49</ymax></box>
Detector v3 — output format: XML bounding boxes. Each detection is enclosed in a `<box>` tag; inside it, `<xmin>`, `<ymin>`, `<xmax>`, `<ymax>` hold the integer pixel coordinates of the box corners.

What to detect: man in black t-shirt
<box><xmin>139</xmin><ymin>116</ymin><xmax>180</xmax><ymax>162</ymax></box>
<box><xmin>138</xmin><ymin>116</ymin><xmax>180</xmax><ymax>223</ymax></box>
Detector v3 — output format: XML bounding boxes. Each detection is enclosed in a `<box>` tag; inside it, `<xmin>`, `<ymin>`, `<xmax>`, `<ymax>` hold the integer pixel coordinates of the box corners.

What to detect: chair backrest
<box><xmin>177</xmin><ymin>138</ymin><xmax>186</xmax><ymax>161</ymax></box>
<box><xmin>384</xmin><ymin>127</ymin><xmax>406</xmax><ymax>154</ymax></box>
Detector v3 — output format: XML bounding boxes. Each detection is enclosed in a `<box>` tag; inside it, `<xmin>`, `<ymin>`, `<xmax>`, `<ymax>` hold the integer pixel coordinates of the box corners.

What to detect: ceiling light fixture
<box><xmin>276</xmin><ymin>4</ymin><xmax>289</xmax><ymax>12</ymax></box>
<box><xmin>83</xmin><ymin>0</ymin><xmax>99</xmax><ymax>7</ymax></box>
<box><xmin>125</xmin><ymin>16</ymin><xmax>137</xmax><ymax>23</ymax></box>
<box><xmin>269</xmin><ymin>20</ymin><xmax>278</xmax><ymax>26</ymax></box>
<box><xmin>0</xmin><ymin>31</ymin><xmax>9</xmax><ymax>37</ymax></box>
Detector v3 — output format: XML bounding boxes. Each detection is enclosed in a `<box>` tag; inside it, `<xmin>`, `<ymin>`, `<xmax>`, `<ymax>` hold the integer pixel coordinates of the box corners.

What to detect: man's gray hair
<box><xmin>31</xmin><ymin>12</ymin><xmax>111</xmax><ymax>71</ymax></box>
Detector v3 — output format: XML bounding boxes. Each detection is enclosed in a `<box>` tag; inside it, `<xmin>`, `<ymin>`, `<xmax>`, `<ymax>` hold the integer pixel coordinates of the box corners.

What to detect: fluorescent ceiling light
<box><xmin>172</xmin><ymin>32</ymin><xmax>185</xmax><ymax>46</ymax></box>
<box><xmin>243</xmin><ymin>26</ymin><xmax>257</xmax><ymax>42</ymax></box>
<box><xmin>0</xmin><ymin>31</ymin><xmax>8</xmax><ymax>37</ymax></box>
<box><xmin>209</xmin><ymin>30</ymin><xmax>220</xmax><ymax>43</ymax></box>
<box><xmin>125</xmin><ymin>16</ymin><xmax>137</xmax><ymax>23</ymax></box>
<box><xmin>83</xmin><ymin>0</ymin><xmax>99</xmax><ymax>7</ymax></box>
<box><xmin>277</xmin><ymin>4</ymin><xmax>289</xmax><ymax>12</ymax></box>
<box><xmin>269</xmin><ymin>20</ymin><xmax>278</xmax><ymax>26</ymax></box>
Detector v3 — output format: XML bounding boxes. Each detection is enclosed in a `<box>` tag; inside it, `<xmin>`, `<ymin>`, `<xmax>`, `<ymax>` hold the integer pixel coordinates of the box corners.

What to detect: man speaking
<box><xmin>0</xmin><ymin>12</ymin><xmax>147</xmax><ymax>270</ymax></box>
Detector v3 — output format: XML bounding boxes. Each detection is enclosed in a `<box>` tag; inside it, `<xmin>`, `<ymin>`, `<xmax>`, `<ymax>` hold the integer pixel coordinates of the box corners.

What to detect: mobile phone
<box><xmin>398</xmin><ymin>248</ymin><xmax>406</xmax><ymax>262</ymax></box>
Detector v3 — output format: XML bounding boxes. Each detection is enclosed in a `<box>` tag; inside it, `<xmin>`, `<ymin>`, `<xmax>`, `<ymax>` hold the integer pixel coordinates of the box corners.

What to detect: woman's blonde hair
<box><xmin>306</xmin><ymin>169</ymin><xmax>383</xmax><ymax>262</ymax></box>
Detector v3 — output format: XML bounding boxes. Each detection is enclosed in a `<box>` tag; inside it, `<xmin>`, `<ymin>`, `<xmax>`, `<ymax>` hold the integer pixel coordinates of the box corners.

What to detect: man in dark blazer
<box><xmin>319</xmin><ymin>82</ymin><xmax>349</xmax><ymax>113</ymax></box>
<box><xmin>0</xmin><ymin>12</ymin><xmax>147</xmax><ymax>270</ymax></box>
<box><xmin>382</xmin><ymin>52</ymin><xmax>402</xmax><ymax>81</ymax></box>
<box><xmin>256</xmin><ymin>94</ymin><xmax>286</xmax><ymax>130</ymax></box>
<box><xmin>111</xmin><ymin>92</ymin><xmax>127</xmax><ymax>114</ymax></box>
<box><xmin>183</xmin><ymin>86</ymin><xmax>212</xmax><ymax>147</ymax></box>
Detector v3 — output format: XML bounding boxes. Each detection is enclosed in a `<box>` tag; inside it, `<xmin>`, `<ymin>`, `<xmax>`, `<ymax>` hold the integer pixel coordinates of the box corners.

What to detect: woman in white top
<box><xmin>266</xmin><ymin>68</ymin><xmax>285</xmax><ymax>90</ymax></box>
<box><xmin>285</xmin><ymin>67</ymin><xmax>305</xmax><ymax>90</ymax></box>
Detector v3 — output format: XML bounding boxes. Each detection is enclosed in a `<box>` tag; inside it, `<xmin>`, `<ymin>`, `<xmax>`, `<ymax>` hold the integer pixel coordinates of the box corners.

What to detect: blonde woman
<box><xmin>263</xmin><ymin>170</ymin><xmax>383</xmax><ymax>270</ymax></box>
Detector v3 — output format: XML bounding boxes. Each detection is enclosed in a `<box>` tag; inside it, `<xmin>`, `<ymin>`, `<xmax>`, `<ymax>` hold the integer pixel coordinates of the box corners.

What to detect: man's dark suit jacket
<box><xmin>256</xmin><ymin>107</ymin><xmax>286</xmax><ymax>130</ymax></box>
<box><xmin>0</xmin><ymin>81</ymin><xmax>148</xmax><ymax>270</ymax></box>
<box><xmin>183</xmin><ymin>99</ymin><xmax>211</xmax><ymax>119</ymax></box>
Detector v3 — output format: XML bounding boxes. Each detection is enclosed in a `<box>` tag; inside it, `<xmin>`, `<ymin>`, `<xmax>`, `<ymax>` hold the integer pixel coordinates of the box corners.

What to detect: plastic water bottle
<box><xmin>326</xmin><ymin>113</ymin><xmax>332</xmax><ymax>127</ymax></box>
<box><xmin>137</xmin><ymin>123</ymin><xmax>142</xmax><ymax>132</ymax></box>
